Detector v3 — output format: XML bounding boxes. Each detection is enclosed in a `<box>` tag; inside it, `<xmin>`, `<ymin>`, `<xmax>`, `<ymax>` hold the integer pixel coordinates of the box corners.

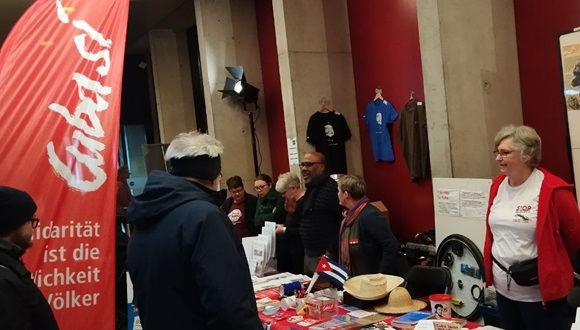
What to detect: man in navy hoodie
<box><xmin>126</xmin><ymin>131</ymin><xmax>262</xmax><ymax>329</ymax></box>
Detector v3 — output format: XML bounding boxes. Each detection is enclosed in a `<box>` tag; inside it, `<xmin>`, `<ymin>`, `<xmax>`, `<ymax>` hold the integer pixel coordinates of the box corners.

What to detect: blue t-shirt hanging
<box><xmin>363</xmin><ymin>99</ymin><xmax>398</xmax><ymax>161</ymax></box>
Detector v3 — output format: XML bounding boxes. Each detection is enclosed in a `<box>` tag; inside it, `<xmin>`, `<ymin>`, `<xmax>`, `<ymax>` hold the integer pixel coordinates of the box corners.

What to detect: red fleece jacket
<box><xmin>484</xmin><ymin>168</ymin><xmax>580</xmax><ymax>302</ymax></box>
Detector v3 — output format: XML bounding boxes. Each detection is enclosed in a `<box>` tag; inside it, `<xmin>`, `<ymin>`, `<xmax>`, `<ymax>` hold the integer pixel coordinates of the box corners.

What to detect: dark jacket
<box><xmin>348</xmin><ymin>204</ymin><xmax>401</xmax><ymax>276</ymax></box>
<box><xmin>126</xmin><ymin>171</ymin><xmax>262</xmax><ymax>330</ymax></box>
<box><xmin>220</xmin><ymin>192</ymin><xmax>259</xmax><ymax>236</ymax></box>
<box><xmin>284</xmin><ymin>197</ymin><xmax>304</xmax><ymax>244</ymax></box>
<box><xmin>254</xmin><ymin>188</ymin><xmax>286</xmax><ymax>228</ymax></box>
<box><xmin>281</xmin><ymin>197</ymin><xmax>305</xmax><ymax>275</ymax></box>
<box><xmin>0</xmin><ymin>240</ymin><xmax>59</xmax><ymax>330</ymax></box>
<box><xmin>299</xmin><ymin>172</ymin><xmax>343</xmax><ymax>257</ymax></box>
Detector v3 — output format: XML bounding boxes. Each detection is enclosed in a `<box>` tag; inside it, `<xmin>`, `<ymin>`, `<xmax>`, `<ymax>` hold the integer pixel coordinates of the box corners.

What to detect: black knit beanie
<box><xmin>0</xmin><ymin>186</ymin><xmax>37</xmax><ymax>235</ymax></box>
<box><xmin>169</xmin><ymin>155</ymin><xmax>221</xmax><ymax>180</ymax></box>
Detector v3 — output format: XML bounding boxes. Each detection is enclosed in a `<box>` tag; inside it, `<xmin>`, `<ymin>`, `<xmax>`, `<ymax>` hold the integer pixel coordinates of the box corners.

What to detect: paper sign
<box><xmin>436</xmin><ymin>189</ymin><xmax>460</xmax><ymax>216</ymax></box>
<box><xmin>287</xmin><ymin>137</ymin><xmax>300</xmax><ymax>165</ymax></box>
<box><xmin>460</xmin><ymin>190</ymin><xmax>487</xmax><ymax>219</ymax></box>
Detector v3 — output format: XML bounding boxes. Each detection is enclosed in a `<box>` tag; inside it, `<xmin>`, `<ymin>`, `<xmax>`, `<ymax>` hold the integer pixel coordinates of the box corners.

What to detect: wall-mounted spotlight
<box><xmin>218</xmin><ymin>65</ymin><xmax>261</xmax><ymax>176</ymax></box>
<box><xmin>219</xmin><ymin>66</ymin><xmax>260</xmax><ymax>107</ymax></box>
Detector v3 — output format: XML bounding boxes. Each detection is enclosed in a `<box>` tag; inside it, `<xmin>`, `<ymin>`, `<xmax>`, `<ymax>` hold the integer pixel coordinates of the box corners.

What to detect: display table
<box><xmin>259</xmin><ymin>306</ymin><xmax>482</xmax><ymax>329</ymax></box>
<box><xmin>254</xmin><ymin>273</ymin><xmax>482</xmax><ymax>329</ymax></box>
<box><xmin>257</xmin><ymin>291</ymin><xmax>483</xmax><ymax>329</ymax></box>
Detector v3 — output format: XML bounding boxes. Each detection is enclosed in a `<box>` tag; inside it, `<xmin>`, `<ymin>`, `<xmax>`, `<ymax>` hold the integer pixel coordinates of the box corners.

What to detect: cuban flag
<box><xmin>315</xmin><ymin>255</ymin><xmax>350</xmax><ymax>288</ymax></box>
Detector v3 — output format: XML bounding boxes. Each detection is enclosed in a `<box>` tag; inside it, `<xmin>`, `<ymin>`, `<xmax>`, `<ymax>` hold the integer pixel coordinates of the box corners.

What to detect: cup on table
<box><xmin>429</xmin><ymin>293</ymin><xmax>452</xmax><ymax>318</ymax></box>
<box><xmin>280</xmin><ymin>296</ymin><xmax>297</xmax><ymax>311</ymax></box>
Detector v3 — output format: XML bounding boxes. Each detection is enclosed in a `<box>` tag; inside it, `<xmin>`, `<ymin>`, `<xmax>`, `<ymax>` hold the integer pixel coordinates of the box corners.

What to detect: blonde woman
<box><xmin>484</xmin><ymin>125</ymin><xmax>580</xmax><ymax>330</ymax></box>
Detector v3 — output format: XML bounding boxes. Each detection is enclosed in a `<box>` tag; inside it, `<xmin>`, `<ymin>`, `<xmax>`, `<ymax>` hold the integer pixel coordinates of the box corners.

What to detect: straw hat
<box><xmin>343</xmin><ymin>274</ymin><xmax>404</xmax><ymax>301</ymax></box>
<box><xmin>374</xmin><ymin>287</ymin><xmax>427</xmax><ymax>314</ymax></box>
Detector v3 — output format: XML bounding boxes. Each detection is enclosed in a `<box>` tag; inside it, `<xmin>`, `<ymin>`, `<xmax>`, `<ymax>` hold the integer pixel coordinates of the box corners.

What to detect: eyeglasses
<box><xmin>254</xmin><ymin>184</ymin><xmax>267</xmax><ymax>190</ymax></box>
<box><xmin>229</xmin><ymin>187</ymin><xmax>244</xmax><ymax>195</ymax></box>
<box><xmin>493</xmin><ymin>149</ymin><xmax>514</xmax><ymax>158</ymax></box>
<box><xmin>282</xmin><ymin>186</ymin><xmax>296</xmax><ymax>196</ymax></box>
<box><xmin>299</xmin><ymin>161</ymin><xmax>323</xmax><ymax>168</ymax></box>
<box><xmin>29</xmin><ymin>217</ymin><xmax>40</xmax><ymax>229</ymax></box>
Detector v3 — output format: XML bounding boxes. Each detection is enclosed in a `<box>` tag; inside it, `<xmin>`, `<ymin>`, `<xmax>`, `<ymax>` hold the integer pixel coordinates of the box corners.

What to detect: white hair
<box><xmin>164</xmin><ymin>131</ymin><xmax>224</xmax><ymax>160</ymax></box>
<box><xmin>275</xmin><ymin>172</ymin><xmax>301</xmax><ymax>193</ymax></box>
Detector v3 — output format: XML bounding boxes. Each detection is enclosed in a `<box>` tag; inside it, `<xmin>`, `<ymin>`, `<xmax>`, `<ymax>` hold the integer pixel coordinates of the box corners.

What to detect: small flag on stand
<box><xmin>316</xmin><ymin>255</ymin><xmax>350</xmax><ymax>287</ymax></box>
<box><xmin>305</xmin><ymin>255</ymin><xmax>350</xmax><ymax>294</ymax></box>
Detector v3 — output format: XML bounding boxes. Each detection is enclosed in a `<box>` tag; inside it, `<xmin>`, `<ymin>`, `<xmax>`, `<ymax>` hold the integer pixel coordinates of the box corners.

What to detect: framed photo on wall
<box><xmin>559</xmin><ymin>29</ymin><xmax>580</xmax><ymax>111</ymax></box>
<box><xmin>559</xmin><ymin>28</ymin><xmax>580</xmax><ymax>206</ymax></box>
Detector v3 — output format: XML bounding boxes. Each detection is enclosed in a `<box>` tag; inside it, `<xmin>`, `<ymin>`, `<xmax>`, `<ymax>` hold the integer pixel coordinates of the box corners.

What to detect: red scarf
<box><xmin>338</xmin><ymin>196</ymin><xmax>369</xmax><ymax>271</ymax></box>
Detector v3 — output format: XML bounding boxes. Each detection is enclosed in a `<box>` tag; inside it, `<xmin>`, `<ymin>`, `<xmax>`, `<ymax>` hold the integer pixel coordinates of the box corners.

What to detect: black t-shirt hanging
<box><xmin>306</xmin><ymin>111</ymin><xmax>352</xmax><ymax>174</ymax></box>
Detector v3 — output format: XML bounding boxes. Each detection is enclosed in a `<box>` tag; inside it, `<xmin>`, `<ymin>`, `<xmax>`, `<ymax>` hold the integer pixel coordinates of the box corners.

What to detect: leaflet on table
<box><xmin>126</xmin><ymin>273</ymin><xmax>142</xmax><ymax>330</ymax></box>
<box><xmin>251</xmin><ymin>240</ymin><xmax>266</xmax><ymax>277</ymax></box>
<box><xmin>391</xmin><ymin>311</ymin><xmax>435</xmax><ymax>328</ymax></box>
<box><xmin>262</xmin><ymin>222</ymin><xmax>276</xmax><ymax>256</ymax></box>
<box><xmin>309</xmin><ymin>311</ymin><xmax>388</xmax><ymax>329</ymax></box>
<box><xmin>242</xmin><ymin>236</ymin><xmax>257</xmax><ymax>264</ymax></box>
<box><xmin>257</xmin><ymin>234</ymin><xmax>272</xmax><ymax>262</ymax></box>
<box><xmin>252</xmin><ymin>272</ymin><xmax>295</xmax><ymax>285</ymax></box>
<box><xmin>415</xmin><ymin>319</ymin><xmax>463</xmax><ymax>330</ymax></box>
<box><xmin>252</xmin><ymin>273</ymin><xmax>311</xmax><ymax>292</ymax></box>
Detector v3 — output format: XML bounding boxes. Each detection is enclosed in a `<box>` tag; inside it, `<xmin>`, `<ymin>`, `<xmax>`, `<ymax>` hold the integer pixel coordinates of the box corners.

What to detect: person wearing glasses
<box><xmin>0</xmin><ymin>186</ymin><xmax>59</xmax><ymax>329</ymax></box>
<box><xmin>220</xmin><ymin>175</ymin><xmax>258</xmax><ymax>238</ymax></box>
<box><xmin>275</xmin><ymin>172</ymin><xmax>306</xmax><ymax>275</ymax></box>
<box><xmin>253</xmin><ymin>174</ymin><xmax>285</xmax><ymax>229</ymax></box>
<box><xmin>483</xmin><ymin>125</ymin><xmax>580</xmax><ymax>330</ymax></box>
<box><xmin>253</xmin><ymin>174</ymin><xmax>288</xmax><ymax>270</ymax></box>
<box><xmin>297</xmin><ymin>152</ymin><xmax>343</xmax><ymax>276</ymax></box>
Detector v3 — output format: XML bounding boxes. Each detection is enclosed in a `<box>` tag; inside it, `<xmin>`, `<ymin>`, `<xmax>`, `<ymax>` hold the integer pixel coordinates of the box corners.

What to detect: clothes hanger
<box><xmin>374</xmin><ymin>86</ymin><xmax>384</xmax><ymax>101</ymax></box>
<box><xmin>319</xmin><ymin>96</ymin><xmax>332</xmax><ymax>113</ymax></box>
<box><xmin>407</xmin><ymin>91</ymin><xmax>415</xmax><ymax>105</ymax></box>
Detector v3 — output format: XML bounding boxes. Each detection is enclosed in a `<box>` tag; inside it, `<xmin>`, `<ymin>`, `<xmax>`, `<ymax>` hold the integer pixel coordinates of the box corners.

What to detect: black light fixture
<box><xmin>219</xmin><ymin>66</ymin><xmax>260</xmax><ymax>107</ymax></box>
<box><xmin>219</xmin><ymin>66</ymin><xmax>261</xmax><ymax>176</ymax></box>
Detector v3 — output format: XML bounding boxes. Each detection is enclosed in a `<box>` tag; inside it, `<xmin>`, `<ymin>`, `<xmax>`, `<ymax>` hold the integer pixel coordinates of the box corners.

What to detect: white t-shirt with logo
<box><xmin>489</xmin><ymin>168</ymin><xmax>543</xmax><ymax>302</ymax></box>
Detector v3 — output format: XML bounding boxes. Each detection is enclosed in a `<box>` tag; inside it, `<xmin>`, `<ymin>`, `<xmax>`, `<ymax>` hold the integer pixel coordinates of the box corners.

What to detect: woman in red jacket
<box><xmin>484</xmin><ymin>124</ymin><xmax>580</xmax><ymax>330</ymax></box>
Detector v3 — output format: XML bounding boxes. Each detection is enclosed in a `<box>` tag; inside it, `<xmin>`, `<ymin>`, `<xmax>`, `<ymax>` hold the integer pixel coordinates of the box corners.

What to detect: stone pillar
<box><xmin>272</xmin><ymin>0</ymin><xmax>364</xmax><ymax>176</ymax></box>
<box><xmin>194</xmin><ymin>0</ymin><xmax>272</xmax><ymax>184</ymax></box>
<box><xmin>149</xmin><ymin>29</ymin><xmax>197</xmax><ymax>143</ymax></box>
<box><xmin>417</xmin><ymin>0</ymin><xmax>523</xmax><ymax>178</ymax></box>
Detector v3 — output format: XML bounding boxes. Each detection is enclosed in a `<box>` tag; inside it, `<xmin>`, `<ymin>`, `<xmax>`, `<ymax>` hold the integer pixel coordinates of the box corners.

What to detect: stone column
<box><xmin>149</xmin><ymin>29</ymin><xmax>197</xmax><ymax>143</ymax></box>
<box><xmin>194</xmin><ymin>0</ymin><xmax>272</xmax><ymax>184</ymax></box>
<box><xmin>417</xmin><ymin>0</ymin><xmax>523</xmax><ymax>178</ymax></box>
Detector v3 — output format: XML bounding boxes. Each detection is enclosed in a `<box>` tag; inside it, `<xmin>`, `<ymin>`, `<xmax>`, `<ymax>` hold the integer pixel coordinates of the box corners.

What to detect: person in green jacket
<box><xmin>253</xmin><ymin>174</ymin><xmax>286</xmax><ymax>228</ymax></box>
<box><xmin>254</xmin><ymin>174</ymin><xmax>292</xmax><ymax>271</ymax></box>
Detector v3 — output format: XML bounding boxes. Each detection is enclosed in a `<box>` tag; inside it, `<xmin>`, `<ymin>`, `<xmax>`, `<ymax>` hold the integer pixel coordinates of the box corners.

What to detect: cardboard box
<box><xmin>370</xmin><ymin>201</ymin><xmax>389</xmax><ymax>224</ymax></box>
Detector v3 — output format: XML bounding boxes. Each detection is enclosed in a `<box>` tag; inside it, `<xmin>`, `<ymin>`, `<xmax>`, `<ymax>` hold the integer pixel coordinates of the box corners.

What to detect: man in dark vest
<box><xmin>298</xmin><ymin>152</ymin><xmax>344</xmax><ymax>276</ymax></box>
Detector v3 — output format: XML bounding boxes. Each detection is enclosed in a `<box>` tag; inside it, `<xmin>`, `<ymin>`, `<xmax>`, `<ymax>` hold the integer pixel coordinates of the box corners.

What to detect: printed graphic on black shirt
<box><xmin>306</xmin><ymin>111</ymin><xmax>351</xmax><ymax>174</ymax></box>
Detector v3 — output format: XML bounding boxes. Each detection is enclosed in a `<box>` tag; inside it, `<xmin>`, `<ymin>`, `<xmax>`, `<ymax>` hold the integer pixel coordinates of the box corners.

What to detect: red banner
<box><xmin>0</xmin><ymin>0</ymin><xmax>129</xmax><ymax>328</ymax></box>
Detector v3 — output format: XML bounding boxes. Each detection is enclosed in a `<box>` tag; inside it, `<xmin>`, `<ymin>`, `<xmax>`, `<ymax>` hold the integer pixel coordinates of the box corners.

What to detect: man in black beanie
<box><xmin>0</xmin><ymin>186</ymin><xmax>59</xmax><ymax>329</ymax></box>
<box><xmin>126</xmin><ymin>131</ymin><xmax>262</xmax><ymax>330</ymax></box>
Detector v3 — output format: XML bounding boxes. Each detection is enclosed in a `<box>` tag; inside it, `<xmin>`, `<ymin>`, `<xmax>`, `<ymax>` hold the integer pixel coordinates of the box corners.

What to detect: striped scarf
<box><xmin>338</xmin><ymin>196</ymin><xmax>369</xmax><ymax>271</ymax></box>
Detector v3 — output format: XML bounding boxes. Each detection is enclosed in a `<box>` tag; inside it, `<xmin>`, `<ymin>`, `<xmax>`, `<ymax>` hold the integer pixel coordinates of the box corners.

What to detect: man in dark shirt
<box><xmin>298</xmin><ymin>152</ymin><xmax>344</xmax><ymax>275</ymax></box>
<box><xmin>0</xmin><ymin>186</ymin><xmax>59</xmax><ymax>330</ymax></box>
